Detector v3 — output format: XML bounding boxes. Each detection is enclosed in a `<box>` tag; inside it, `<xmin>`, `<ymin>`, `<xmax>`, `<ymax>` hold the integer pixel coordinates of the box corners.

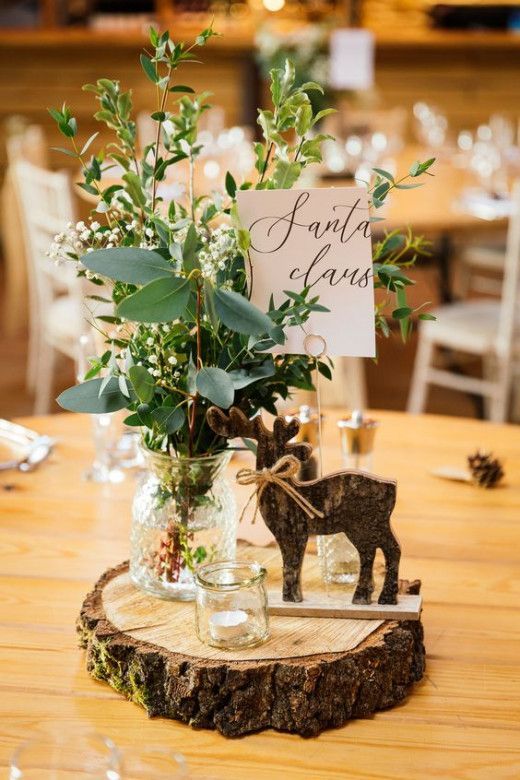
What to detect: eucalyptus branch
<box><xmin>51</xmin><ymin>29</ymin><xmax>435</xmax><ymax>458</ymax></box>
<box><xmin>151</xmin><ymin>68</ymin><xmax>172</xmax><ymax>214</ymax></box>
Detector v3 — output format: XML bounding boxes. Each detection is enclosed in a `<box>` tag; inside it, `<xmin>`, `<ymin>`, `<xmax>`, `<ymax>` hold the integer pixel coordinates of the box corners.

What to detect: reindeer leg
<box><xmin>352</xmin><ymin>545</ymin><xmax>376</xmax><ymax>605</ymax></box>
<box><xmin>378</xmin><ymin>531</ymin><xmax>401</xmax><ymax>605</ymax></box>
<box><xmin>280</xmin><ymin>535</ymin><xmax>307</xmax><ymax>602</ymax></box>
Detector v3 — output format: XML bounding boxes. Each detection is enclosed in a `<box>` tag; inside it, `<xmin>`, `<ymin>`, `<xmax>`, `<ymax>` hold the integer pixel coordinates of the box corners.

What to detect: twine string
<box><xmin>236</xmin><ymin>454</ymin><xmax>324</xmax><ymax>524</ymax></box>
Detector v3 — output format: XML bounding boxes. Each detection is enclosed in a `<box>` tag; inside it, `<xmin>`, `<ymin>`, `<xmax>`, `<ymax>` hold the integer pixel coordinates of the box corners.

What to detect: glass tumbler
<box><xmin>9</xmin><ymin>731</ymin><xmax>121</xmax><ymax>779</ymax></box>
<box><xmin>195</xmin><ymin>561</ymin><xmax>269</xmax><ymax>650</ymax></box>
<box><xmin>118</xmin><ymin>748</ymin><xmax>189</xmax><ymax>778</ymax></box>
<box><xmin>76</xmin><ymin>334</ymin><xmax>142</xmax><ymax>483</ymax></box>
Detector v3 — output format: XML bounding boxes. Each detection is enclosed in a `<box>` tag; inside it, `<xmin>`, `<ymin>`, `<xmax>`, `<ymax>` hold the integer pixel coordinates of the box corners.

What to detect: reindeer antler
<box><xmin>273</xmin><ymin>416</ymin><xmax>312</xmax><ymax>464</ymax></box>
<box><xmin>207</xmin><ymin>406</ymin><xmax>256</xmax><ymax>439</ymax></box>
<box><xmin>273</xmin><ymin>416</ymin><xmax>300</xmax><ymax>445</ymax></box>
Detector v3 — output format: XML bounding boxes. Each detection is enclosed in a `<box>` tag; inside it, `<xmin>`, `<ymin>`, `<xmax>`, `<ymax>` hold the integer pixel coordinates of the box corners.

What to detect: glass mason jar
<box><xmin>195</xmin><ymin>561</ymin><xmax>269</xmax><ymax>650</ymax></box>
<box><xmin>130</xmin><ymin>447</ymin><xmax>237</xmax><ymax>601</ymax></box>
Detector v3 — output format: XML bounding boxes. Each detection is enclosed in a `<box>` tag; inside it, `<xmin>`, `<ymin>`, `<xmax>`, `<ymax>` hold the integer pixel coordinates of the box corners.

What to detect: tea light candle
<box><xmin>209</xmin><ymin>609</ymin><xmax>248</xmax><ymax>642</ymax></box>
<box><xmin>195</xmin><ymin>561</ymin><xmax>269</xmax><ymax>649</ymax></box>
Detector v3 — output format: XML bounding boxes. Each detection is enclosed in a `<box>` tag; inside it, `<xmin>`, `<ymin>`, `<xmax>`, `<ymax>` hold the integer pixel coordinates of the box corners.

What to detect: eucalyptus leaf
<box><xmin>128</xmin><ymin>364</ymin><xmax>155</xmax><ymax>403</ymax></box>
<box><xmin>182</xmin><ymin>223</ymin><xmax>200</xmax><ymax>272</ymax></box>
<box><xmin>117</xmin><ymin>276</ymin><xmax>190</xmax><ymax>323</ymax></box>
<box><xmin>57</xmin><ymin>377</ymin><xmax>128</xmax><ymax>414</ymax></box>
<box><xmin>140</xmin><ymin>54</ymin><xmax>158</xmax><ymax>84</ymax></box>
<box><xmin>214</xmin><ymin>288</ymin><xmax>273</xmax><ymax>337</ymax></box>
<box><xmin>81</xmin><ymin>247</ymin><xmax>173</xmax><ymax>284</ymax></box>
<box><xmin>196</xmin><ymin>367</ymin><xmax>234</xmax><ymax>408</ymax></box>
<box><xmin>228</xmin><ymin>360</ymin><xmax>275</xmax><ymax>390</ymax></box>
<box><xmin>122</xmin><ymin>171</ymin><xmax>147</xmax><ymax>208</ymax></box>
<box><xmin>152</xmin><ymin>405</ymin><xmax>185</xmax><ymax>434</ymax></box>
<box><xmin>392</xmin><ymin>306</ymin><xmax>413</xmax><ymax>319</ymax></box>
<box><xmin>203</xmin><ymin>279</ymin><xmax>219</xmax><ymax>332</ymax></box>
<box><xmin>272</xmin><ymin>160</ymin><xmax>302</xmax><ymax>190</ymax></box>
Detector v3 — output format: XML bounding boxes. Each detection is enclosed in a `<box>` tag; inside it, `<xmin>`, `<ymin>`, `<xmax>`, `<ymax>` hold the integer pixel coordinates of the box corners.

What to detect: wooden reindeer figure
<box><xmin>207</xmin><ymin>406</ymin><xmax>401</xmax><ymax>606</ymax></box>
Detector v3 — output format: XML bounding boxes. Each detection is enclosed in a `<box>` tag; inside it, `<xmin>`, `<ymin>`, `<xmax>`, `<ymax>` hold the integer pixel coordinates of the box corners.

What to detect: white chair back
<box><xmin>6</xmin><ymin>123</ymin><xmax>48</xmax><ymax>168</ymax></box>
<box><xmin>12</xmin><ymin>160</ymin><xmax>82</xmax><ymax>319</ymax></box>
<box><xmin>497</xmin><ymin>180</ymin><xmax>520</xmax><ymax>358</ymax></box>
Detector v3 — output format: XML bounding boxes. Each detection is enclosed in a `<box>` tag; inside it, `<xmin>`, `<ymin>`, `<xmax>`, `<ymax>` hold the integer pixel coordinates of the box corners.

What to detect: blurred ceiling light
<box><xmin>477</xmin><ymin>124</ymin><xmax>492</xmax><ymax>142</ymax></box>
<box><xmin>262</xmin><ymin>0</ymin><xmax>285</xmax><ymax>12</ymax></box>
<box><xmin>345</xmin><ymin>135</ymin><xmax>362</xmax><ymax>156</ymax></box>
<box><xmin>371</xmin><ymin>132</ymin><xmax>388</xmax><ymax>152</ymax></box>
<box><xmin>457</xmin><ymin>130</ymin><xmax>473</xmax><ymax>152</ymax></box>
<box><xmin>203</xmin><ymin>160</ymin><xmax>221</xmax><ymax>180</ymax></box>
<box><xmin>229</xmin><ymin>126</ymin><xmax>245</xmax><ymax>144</ymax></box>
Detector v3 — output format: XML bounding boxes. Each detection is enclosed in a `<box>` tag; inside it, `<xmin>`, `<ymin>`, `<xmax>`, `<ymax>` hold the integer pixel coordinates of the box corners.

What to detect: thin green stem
<box><xmin>151</xmin><ymin>66</ymin><xmax>172</xmax><ymax>214</ymax></box>
<box><xmin>72</xmin><ymin>139</ymin><xmax>115</xmax><ymax>229</ymax></box>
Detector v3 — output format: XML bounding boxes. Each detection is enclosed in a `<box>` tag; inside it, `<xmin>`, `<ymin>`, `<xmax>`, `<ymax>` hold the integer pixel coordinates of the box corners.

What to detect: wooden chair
<box><xmin>407</xmin><ymin>182</ymin><xmax>520</xmax><ymax>423</ymax></box>
<box><xmin>457</xmin><ymin>243</ymin><xmax>505</xmax><ymax>298</ymax></box>
<box><xmin>12</xmin><ymin>160</ymin><xmax>86</xmax><ymax>414</ymax></box>
<box><xmin>1</xmin><ymin>122</ymin><xmax>48</xmax><ymax>337</ymax></box>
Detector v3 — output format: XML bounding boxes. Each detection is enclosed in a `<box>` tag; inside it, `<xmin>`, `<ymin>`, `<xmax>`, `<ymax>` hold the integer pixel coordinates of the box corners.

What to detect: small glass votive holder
<box><xmin>195</xmin><ymin>561</ymin><xmax>269</xmax><ymax>650</ymax></box>
<box><xmin>9</xmin><ymin>730</ymin><xmax>121</xmax><ymax>779</ymax></box>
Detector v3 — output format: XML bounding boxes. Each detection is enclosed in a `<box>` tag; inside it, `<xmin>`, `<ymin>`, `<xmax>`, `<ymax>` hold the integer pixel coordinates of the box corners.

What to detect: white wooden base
<box><xmin>268</xmin><ymin>592</ymin><xmax>422</xmax><ymax>621</ymax></box>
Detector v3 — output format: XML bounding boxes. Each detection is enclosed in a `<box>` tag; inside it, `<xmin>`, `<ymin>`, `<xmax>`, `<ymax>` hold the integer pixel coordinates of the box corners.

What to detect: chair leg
<box><xmin>407</xmin><ymin>335</ymin><xmax>435</xmax><ymax>414</ymax></box>
<box><xmin>33</xmin><ymin>342</ymin><xmax>56</xmax><ymax>416</ymax></box>
<box><xmin>26</xmin><ymin>317</ymin><xmax>41</xmax><ymax>392</ymax></box>
<box><xmin>483</xmin><ymin>355</ymin><xmax>498</xmax><ymax>420</ymax></box>
<box><xmin>489</xmin><ymin>359</ymin><xmax>512</xmax><ymax>423</ymax></box>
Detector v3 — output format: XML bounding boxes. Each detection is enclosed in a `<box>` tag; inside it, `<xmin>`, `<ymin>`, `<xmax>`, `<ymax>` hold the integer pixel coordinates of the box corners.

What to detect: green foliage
<box><xmin>213</xmin><ymin>288</ymin><xmax>274</xmax><ymax>337</ymax></box>
<box><xmin>196</xmin><ymin>367</ymin><xmax>235</xmax><ymax>408</ymax></box>
<box><xmin>369</xmin><ymin>162</ymin><xmax>436</xmax><ymax>341</ymax></box>
<box><xmin>116</xmin><ymin>276</ymin><xmax>191</xmax><ymax>322</ymax></box>
<box><xmin>57</xmin><ymin>377</ymin><xmax>128</xmax><ymax>414</ymax></box>
<box><xmin>49</xmin><ymin>24</ymin><xmax>434</xmax><ymax>457</ymax></box>
<box><xmin>81</xmin><ymin>247</ymin><xmax>173</xmax><ymax>284</ymax></box>
<box><xmin>128</xmin><ymin>365</ymin><xmax>155</xmax><ymax>403</ymax></box>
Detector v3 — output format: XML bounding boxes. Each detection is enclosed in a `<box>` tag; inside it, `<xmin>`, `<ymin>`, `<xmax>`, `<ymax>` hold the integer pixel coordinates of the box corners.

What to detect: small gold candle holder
<box><xmin>337</xmin><ymin>410</ymin><xmax>379</xmax><ymax>472</ymax></box>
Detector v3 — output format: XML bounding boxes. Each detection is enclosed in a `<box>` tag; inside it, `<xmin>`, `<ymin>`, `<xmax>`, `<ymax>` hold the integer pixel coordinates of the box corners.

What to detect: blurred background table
<box><xmin>0</xmin><ymin>410</ymin><xmax>519</xmax><ymax>778</ymax></box>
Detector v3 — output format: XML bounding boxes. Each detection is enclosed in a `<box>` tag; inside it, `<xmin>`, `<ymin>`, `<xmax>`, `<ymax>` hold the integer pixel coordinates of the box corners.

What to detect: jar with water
<box><xmin>130</xmin><ymin>447</ymin><xmax>237</xmax><ymax>600</ymax></box>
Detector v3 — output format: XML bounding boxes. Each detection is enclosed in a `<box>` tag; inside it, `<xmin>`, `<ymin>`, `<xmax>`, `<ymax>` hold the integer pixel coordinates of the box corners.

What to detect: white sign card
<box><xmin>236</xmin><ymin>187</ymin><xmax>376</xmax><ymax>358</ymax></box>
<box><xmin>329</xmin><ymin>29</ymin><xmax>374</xmax><ymax>91</ymax></box>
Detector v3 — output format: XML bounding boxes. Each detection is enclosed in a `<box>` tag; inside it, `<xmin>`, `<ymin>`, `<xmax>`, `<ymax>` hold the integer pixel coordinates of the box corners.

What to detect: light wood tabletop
<box><xmin>0</xmin><ymin>410</ymin><xmax>519</xmax><ymax>778</ymax></box>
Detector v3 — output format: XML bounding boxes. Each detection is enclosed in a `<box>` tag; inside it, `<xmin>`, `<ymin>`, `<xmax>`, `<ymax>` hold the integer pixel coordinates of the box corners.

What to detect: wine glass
<box><xmin>76</xmin><ymin>333</ymin><xmax>142</xmax><ymax>484</ymax></box>
<box><xmin>9</xmin><ymin>731</ymin><xmax>121</xmax><ymax>779</ymax></box>
<box><xmin>119</xmin><ymin>747</ymin><xmax>217</xmax><ymax>779</ymax></box>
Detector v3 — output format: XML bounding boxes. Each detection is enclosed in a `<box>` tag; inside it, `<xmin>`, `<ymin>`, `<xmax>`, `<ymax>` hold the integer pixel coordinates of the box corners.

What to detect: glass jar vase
<box><xmin>195</xmin><ymin>561</ymin><xmax>269</xmax><ymax>650</ymax></box>
<box><xmin>130</xmin><ymin>447</ymin><xmax>237</xmax><ymax>601</ymax></box>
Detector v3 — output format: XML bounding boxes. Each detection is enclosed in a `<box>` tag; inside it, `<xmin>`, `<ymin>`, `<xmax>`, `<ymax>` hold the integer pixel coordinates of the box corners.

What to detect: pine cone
<box><xmin>467</xmin><ymin>450</ymin><xmax>504</xmax><ymax>488</ymax></box>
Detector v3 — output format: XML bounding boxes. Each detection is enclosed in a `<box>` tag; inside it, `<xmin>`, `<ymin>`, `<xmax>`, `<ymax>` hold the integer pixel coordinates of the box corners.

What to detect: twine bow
<box><xmin>236</xmin><ymin>454</ymin><xmax>324</xmax><ymax>524</ymax></box>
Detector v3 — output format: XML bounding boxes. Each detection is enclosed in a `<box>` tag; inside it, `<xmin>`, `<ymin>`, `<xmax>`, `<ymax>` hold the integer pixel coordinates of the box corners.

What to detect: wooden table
<box><xmin>1</xmin><ymin>411</ymin><xmax>519</xmax><ymax>778</ymax></box>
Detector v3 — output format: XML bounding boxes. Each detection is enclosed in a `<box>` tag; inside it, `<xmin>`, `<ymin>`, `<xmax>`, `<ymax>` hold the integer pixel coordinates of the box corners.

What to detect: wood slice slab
<box><xmin>78</xmin><ymin>558</ymin><xmax>425</xmax><ymax>737</ymax></box>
